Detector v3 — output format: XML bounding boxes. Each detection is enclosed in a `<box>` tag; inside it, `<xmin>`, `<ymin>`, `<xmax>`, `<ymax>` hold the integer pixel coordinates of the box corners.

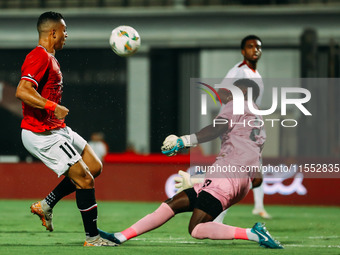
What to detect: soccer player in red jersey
<box><xmin>15</xmin><ymin>11</ymin><xmax>116</xmax><ymax>246</ymax></box>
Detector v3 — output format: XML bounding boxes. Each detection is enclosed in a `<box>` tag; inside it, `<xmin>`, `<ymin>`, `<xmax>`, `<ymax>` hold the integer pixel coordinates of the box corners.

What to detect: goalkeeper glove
<box><xmin>174</xmin><ymin>170</ymin><xmax>204</xmax><ymax>193</ymax></box>
<box><xmin>161</xmin><ymin>134</ymin><xmax>197</xmax><ymax>156</ymax></box>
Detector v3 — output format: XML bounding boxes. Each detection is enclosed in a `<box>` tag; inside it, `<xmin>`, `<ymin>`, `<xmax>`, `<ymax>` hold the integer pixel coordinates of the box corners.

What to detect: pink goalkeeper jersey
<box><xmin>216</xmin><ymin>100</ymin><xmax>266</xmax><ymax>168</ymax></box>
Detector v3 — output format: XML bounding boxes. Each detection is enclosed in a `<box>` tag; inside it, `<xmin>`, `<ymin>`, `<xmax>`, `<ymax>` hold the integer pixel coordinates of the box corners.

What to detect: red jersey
<box><xmin>20</xmin><ymin>45</ymin><xmax>66</xmax><ymax>132</ymax></box>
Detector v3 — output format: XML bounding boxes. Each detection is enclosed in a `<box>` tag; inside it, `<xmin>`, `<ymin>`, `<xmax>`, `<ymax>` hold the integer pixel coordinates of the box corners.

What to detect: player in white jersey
<box><xmin>218</xmin><ymin>35</ymin><xmax>263</xmax><ymax>106</ymax></box>
<box><xmin>175</xmin><ymin>35</ymin><xmax>271</xmax><ymax>220</ymax></box>
<box><xmin>218</xmin><ymin>35</ymin><xmax>270</xmax><ymax>220</ymax></box>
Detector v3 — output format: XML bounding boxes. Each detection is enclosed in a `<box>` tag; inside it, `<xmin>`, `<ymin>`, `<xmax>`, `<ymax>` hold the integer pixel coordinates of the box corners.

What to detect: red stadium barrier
<box><xmin>0</xmin><ymin>153</ymin><xmax>339</xmax><ymax>205</ymax></box>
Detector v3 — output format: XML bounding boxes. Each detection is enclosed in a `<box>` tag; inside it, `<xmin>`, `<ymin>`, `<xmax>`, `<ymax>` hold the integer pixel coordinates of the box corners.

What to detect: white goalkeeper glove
<box><xmin>174</xmin><ymin>170</ymin><xmax>204</xmax><ymax>193</ymax></box>
<box><xmin>161</xmin><ymin>134</ymin><xmax>197</xmax><ymax>156</ymax></box>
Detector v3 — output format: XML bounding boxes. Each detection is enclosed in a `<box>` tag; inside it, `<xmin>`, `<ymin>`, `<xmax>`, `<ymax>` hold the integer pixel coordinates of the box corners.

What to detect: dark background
<box><xmin>0</xmin><ymin>48</ymin><xmax>127</xmax><ymax>158</ymax></box>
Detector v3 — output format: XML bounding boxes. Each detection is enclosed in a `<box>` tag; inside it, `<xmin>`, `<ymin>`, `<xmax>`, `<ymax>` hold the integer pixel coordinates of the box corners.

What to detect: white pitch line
<box><xmin>130</xmin><ymin>239</ymin><xmax>204</xmax><ymax>244</ymax></box>
<box><xmin>308</xmin><ymin>236</ymin><xmax>339</xmax><ymax>239</ymax></box>
<box><xmin>132</xmin><ymin>237</ymin><xmax>187</xmax><ymax>241</ymax></box>
<box><xmin>148</xmin><ymin>241</ymin><xmax>204</xmax><ymax>244</ymax></box>
<box><xmin>129</xmin><ymin>236</ymin><xmax>340</xmax><ymax>248</ymax></box>
<box><xmin>133</xmin><ymin>236</ymin><xmax>340</xmax><ymax>240</ymax></box>
<box><xmin>268</xmin><ymin>236</ymin><xmax>340</xmax><ymax>239</ymax></box>
<box><xmin>132</xmin><ymin>240</ymin><xmax>340</xmax><ymax>248</ymax></box>
<box><xmin>285</xmin><ymin>244</ymin><xmax>340</xmax><ymax>248</ymax></box>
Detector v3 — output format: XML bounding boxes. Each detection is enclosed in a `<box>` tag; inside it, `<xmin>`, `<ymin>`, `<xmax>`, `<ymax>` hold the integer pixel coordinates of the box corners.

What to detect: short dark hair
<box><xmin>37</xmin><ymin>11</ymin><xmax>64</xmax><ymax>33</ymax></box>
<box><xmin>240</xmin><ymin>35</ymin><xmax>262</xmax><ymax>49</ymax></box>
<box><xmin>233</xmin><ymin>78</ymin><xmax>260</xmax><ymax>101</ymax></box>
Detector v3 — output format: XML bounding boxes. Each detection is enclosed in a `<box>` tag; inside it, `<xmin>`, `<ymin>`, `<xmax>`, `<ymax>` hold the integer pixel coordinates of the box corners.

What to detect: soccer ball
<box><xmin>109</xmin><ymin>25</ymin><xmax>141</xmax><ymax>57</ymax></box>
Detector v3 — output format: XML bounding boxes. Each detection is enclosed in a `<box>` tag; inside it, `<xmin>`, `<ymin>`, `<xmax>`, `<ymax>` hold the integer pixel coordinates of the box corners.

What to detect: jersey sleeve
<box><xmin>21</xmin><ymin>51</ymin><xmax>49</xmax><ymax>88</ymax></box>
<box><xmin>219</xmin><ymin>66</ymin><xmax>247</xmax><ymax>89</ymax></box>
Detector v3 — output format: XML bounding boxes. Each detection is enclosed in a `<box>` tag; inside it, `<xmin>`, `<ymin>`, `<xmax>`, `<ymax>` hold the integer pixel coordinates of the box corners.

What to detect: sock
<box><xmin>191</xmin><ymin>222</ymin><xmax>259</xmax><ymax>242</ymax></box>
<box><xmin>253</xmin><ymin>184</ymin><xmax>264</xmax><ymax>210</ymax></box>
<box><xmin>118</xmin><ymin>203</ymin><xmax>175</xmax><ymax>242</ymax></box>
<box><xmin>44</xmin><ymin>177</ymin><xmax>76</xmax><ymax>208</ymax></box>
<box><xmin>213</xmin><ymin>209</ymin><xmax>228</xmax><ymax>223</ymax></box>
<box><xmin>246</xmin><ymin>228</ymin><xmax>260</xmax><ymax>242</ymax></box>
<box><xmin>76</xmin><ymin>188</ymin><xmax>98</xmax><ymax>238</ymax></box>
<box><xmin>40</xmin><ymin>199</ymin><xmax>52</xmax><ymax>212</ymax></box>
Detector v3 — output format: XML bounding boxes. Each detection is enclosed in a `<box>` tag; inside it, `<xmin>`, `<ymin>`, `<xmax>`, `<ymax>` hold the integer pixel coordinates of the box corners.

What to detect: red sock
<box><xmin>234</xmin><ymin>227</ymin><xmax>249</xmax><ymax>240</ymax></box>
<box><xmin>121</xmin><ymin>227</ymin><xmax>137</xmax><ymax>240</ymax></box>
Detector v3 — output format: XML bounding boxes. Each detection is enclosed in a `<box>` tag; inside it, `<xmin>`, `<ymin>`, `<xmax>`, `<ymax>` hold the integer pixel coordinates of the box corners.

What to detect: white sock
<box><xmin>246</xmin><ymin>228</ymin><xmax>260</xmax><ymax>242</ymax></box>
<box><xmin>253</xmin><ymin>184</ymin><xmax>264</xmax><ymax>210</ymax></box>
<box><xmin>41</xmin><ymin>199</ymin><xmax>52</xmax><ymax>211</ymax></box>
<box><xmin>213</xmin><ymin>209</ymin><xmax>228</xmax><ymax>223</ymax></box>
<box><xmin>115</xmin><ymin>232</ymin><xmax>127</xmax><ymax>243</ymax></box>
<box><xmin>86</xmin><ymin>234</ymin><xmax>100</xmax><ymax>241</ymax></box>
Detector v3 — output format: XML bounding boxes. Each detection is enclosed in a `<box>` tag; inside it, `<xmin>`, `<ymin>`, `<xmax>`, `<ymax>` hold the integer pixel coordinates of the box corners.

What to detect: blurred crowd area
<box><xmin>0</xmin><ymin>0</ymin><xmax>339</xmax><ymax>8</ymax></box>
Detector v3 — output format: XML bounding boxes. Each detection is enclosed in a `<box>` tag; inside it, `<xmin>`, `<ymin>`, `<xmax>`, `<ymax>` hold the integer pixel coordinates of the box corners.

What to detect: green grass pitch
<box><xmin>0</xmin><ymin>200</ymin><xmax>339</xmax><ymax>255</ymax></box>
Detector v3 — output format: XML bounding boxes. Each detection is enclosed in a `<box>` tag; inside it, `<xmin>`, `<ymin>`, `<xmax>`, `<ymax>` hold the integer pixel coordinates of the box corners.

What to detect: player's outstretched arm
<box><xmin>161</xmin><ymin>117</ymin><xmax>229</xmax><ymax>156</ymax></box>
<box><xmin>16</xmin><ymin>79</ymin><xmax>69</xmax><ymax>119</ymax></box>
<box><xmin>195</xmin><ymin>117</ymin><xmax>229</xmax><ymax>143</ymax></box>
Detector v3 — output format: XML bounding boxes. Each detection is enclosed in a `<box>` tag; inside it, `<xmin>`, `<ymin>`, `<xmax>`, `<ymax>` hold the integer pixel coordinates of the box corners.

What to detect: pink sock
<box><xmin>191</xmin><ymin>222</ymin><xmax>249</xmax><ymax>240</ymax></box>
<box><xmin>121</xmin><ymin>203</ymin><xmax>175</xmax><ymax>240</ymax></box>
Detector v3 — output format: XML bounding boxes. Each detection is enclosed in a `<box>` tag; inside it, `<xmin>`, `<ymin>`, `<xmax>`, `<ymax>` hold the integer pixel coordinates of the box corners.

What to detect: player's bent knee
<box><xmin>84</xmin><ymin>175</ymin><xmax>95</xmax><ymax>188</ymax></box>
<box><xmin>188</xmin><ymin>220</ymin><xmax>200</xmax><ymax>235</ymax></box>
<box><xmin>189</xmin><ymin>226</ymin><xmax>195</xmax><ymax>236</ymax></box>
<box><xmin>82</xmin><ymin>144</ymin><xmax>103</xmax><ymax>178</ymax></box>
<box><xmin>77</xmin><ymin>174</ymin><xmax>95</xmax><ymax>189</ymax></box>
<box><xmin>92</xmin><ymin>160</ymin><xmax>103</xmax><ymax>178</ymax></box>
<box><xmin>190</xmin><ymin>224</ymin><xmax>203</xmax><ymax>239</ymax></box>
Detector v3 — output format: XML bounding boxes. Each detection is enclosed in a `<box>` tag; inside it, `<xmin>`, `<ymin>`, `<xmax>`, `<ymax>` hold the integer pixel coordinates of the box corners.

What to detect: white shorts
<box><xmin>22</xmin><ymin>126</ymin><xmax>87</xmax><ymax>177</ymax></box>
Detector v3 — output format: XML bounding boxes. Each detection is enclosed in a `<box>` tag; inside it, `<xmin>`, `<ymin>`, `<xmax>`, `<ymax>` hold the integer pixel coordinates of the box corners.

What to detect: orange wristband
<box><xmin>44</xmin><ymin>100</ymin><xmax>57</xmax><ymax>111</ymax></box>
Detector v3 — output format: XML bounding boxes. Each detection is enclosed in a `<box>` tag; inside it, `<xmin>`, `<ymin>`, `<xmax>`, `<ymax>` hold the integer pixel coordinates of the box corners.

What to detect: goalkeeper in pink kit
<box><xmin>99</xmin><ymin>79</ymin><xmax>283</xmax><ymax>249</ymax></box>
